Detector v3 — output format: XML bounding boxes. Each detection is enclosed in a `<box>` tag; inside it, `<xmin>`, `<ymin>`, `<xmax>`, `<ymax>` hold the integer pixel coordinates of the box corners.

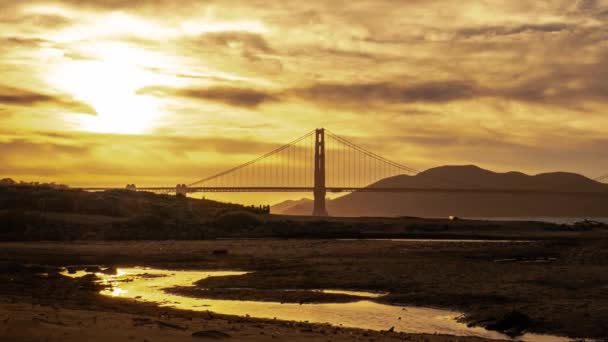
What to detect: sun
<box><xmin>49</xmin><ymin>43</ymin><xmax>167</xmax><ymax>134</ymax></box>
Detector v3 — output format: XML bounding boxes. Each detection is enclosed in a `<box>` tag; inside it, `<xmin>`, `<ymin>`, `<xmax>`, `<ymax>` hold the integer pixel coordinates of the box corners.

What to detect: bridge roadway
<box><xmin>79</xmin><ymin>186</ymin><xmax>608</xmax><ymax>197</ymax></box>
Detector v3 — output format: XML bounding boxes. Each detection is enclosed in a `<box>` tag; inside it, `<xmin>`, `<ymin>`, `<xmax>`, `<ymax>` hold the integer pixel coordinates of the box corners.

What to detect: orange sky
<box><xmin>1</xmin><ymin>0</ymin><xmax>608</xmax><ymax>204</ymax></box>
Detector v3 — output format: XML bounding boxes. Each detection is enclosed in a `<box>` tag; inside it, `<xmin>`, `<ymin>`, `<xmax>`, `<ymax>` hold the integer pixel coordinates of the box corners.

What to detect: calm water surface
<box><xmin>63</xmin><ymin>267</ymin><xmax>569</xmax><ymax>342</ymax></box>
<box><xmin>469</xmin><ymin>217</ymin><xmax>608</xmax><ymax>224</ymax></box>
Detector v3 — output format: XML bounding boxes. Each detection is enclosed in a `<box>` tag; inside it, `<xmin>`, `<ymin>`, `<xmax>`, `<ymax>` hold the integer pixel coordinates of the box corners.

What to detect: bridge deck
<box><xmin>79</xmin><ymin>186</ymin><xmax>608</xmax><ymax>196</ymax></box>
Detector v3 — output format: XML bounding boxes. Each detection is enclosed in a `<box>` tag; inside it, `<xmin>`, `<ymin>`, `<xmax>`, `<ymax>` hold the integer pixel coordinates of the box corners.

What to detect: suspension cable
<box><xmin>188</xmin><ymin>129</ymin><xmax>316</xmax><ymax>187</ymax></box>
<box><xmin>325</xmin><ymin>130</ymin><xmax>420</xmax><ymax>174</ymax></box>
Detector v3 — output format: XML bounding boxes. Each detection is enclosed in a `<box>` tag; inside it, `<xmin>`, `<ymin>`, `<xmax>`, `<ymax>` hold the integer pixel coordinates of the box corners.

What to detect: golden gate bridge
<box><xmin>80</xmin><ymin>128</ymin><xmax>608</xmax><ymax>216</ymax></box>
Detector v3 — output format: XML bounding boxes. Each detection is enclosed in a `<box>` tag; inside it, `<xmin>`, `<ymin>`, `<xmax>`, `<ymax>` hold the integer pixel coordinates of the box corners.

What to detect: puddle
<box><xmin>217</xmin><ymin>288</ymin><xmax>387</xmax><ymax>298</ymax></box>
<box><xmin>310</xmin><ymin>289</ymin><xmax>386</xmax><ymax>298</ymax></box>
<box><xmin>62</xmin><ymin>267</ymin><xmax>569</xmax><ymax>341</ymax></box>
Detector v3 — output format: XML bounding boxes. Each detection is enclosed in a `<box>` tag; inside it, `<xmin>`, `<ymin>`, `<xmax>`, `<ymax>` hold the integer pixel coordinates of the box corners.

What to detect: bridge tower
<box><xmin>313</xmin><ymin>128</ymin><xmax>328</xmax><ymax>216</ymax></box>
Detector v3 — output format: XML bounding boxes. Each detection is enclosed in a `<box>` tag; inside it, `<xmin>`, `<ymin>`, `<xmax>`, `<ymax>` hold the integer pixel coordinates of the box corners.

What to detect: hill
<box><xmin>0</xmin><ymin>185</ymin><xmax>268</xmax><ymax>240</ymax></box>
<box><xmin>272</xmin><ymin>165</ymin><xmax>608</xmax><ymax>217</ymax></box>
<box><xmin>2</xmin><ymin>177</ymin><xmax>606</xmax><ymax>241</ymax></box>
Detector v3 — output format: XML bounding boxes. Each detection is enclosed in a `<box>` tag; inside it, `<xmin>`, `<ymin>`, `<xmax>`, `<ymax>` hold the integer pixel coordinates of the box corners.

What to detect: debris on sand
<box><xmin>573</xmin><ymin>219</ymin><xmax>607</xmax><ymax>230</ymax></box>
<box><xmin>192</xmin><ymin>329</ymin><xmax>231</xmax><ymax>339</ymax></box>
<box><xmin>132</xmin><ymin>317</ymin><xmax>187</xmax><ymax>330</ymax></box>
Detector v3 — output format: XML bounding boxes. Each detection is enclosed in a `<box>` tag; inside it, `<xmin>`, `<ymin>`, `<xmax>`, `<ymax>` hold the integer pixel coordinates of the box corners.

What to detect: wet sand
<box><xmin>3</xmin><ymin>302</ymin><xmax>439</xmax><ymax>342</ymax></box>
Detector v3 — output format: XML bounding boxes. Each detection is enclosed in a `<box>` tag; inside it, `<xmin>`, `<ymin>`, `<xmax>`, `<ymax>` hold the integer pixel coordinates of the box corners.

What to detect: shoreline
<box><xmin>2</xmin><ymin>237</ymin><xmax>607</xmax><ymax>339</ymax></box>
<box><xmin>0</xmin><ymin>265</ymin><xmax>498</xmax><ymax>342</ymax></box>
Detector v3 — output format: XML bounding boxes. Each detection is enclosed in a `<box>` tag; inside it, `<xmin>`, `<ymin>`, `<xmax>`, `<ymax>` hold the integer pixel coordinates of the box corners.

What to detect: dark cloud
<box><xmin>138</xmin><ymin>86</ymin><xmax>279</xmax><ymax>108</ymax></box>
<box><xmin>0</xmin><ymin>86</ymin><xmax>97</xmax><ymax>114</ymax></box>
<box><xmin>0</xmin><ymin>86</ymin><xmax>58</xmax><ymax>105</ymax></box>
<box><xmin>294</xmin><ymin>49</ymin><xmax>608</xmax><ymax>107</ymax></box>
<box><xmin>498</xmin><ymin>50</ymin><xmax>608</xmax><ymax>105</ymax></box>
<box><xmin>456</xmin><ymin>23</ymin><xmax>572</xmax><ymax>39</ymax></box>
<box><xmin>290</xmin><ymin>80</ymin><xmax>480</xmax><ymax>106</ymax></box>
<box><xmin>138</xmin><ymin>58</ymin><xmax>608</xmax><ymax>111</ymax></box>
<box><xmin>287</xmin><ymin>46</ymin><xmax>384</xmax><ymax>61</ymax></box>
<box><xmin>0</xmin><ymin>36</ymin><xmax>48</xmax><ymax>48</ymax></box>
<box><xmin>577</xmin><ymin>0</ymin><xmax>608</xmax><ymax>20</ymax></box>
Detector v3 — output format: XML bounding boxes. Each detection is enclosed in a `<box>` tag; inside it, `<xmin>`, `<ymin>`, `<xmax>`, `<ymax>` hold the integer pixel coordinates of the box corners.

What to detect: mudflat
<box><xmin>2</xmin><ymin>237</ymin><xmax>607</xmax><ymax>340</ymax></box>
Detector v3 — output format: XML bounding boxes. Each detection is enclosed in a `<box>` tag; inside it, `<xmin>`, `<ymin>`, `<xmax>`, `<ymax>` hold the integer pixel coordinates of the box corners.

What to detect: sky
<box><xmin>1</xmin><ymin>0</ymin><xmax>608</xmax><ymax>204</ymax></box>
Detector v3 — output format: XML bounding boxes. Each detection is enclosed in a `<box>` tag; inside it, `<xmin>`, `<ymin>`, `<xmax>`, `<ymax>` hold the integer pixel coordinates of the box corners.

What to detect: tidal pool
<box><xmin>62</xmin><ymin>267</ymin><xmax>569</xmax><ymax>341</ymax></box>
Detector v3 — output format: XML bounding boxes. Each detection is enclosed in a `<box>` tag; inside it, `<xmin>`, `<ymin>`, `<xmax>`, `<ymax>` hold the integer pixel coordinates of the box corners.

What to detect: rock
<box><xmin>486</xmin><ymin>310</ymin><xmax>532</xmax><ymax>337</ymax></box>
<box><xmin>85</xmin><ymin>266</ymin><xmax>102</xmax><ymax>273</ymax></box>
<box><xmin>66</xmin><ymin>266</ymin><xmax>79</xmax><ymax>274</ymax></box>
<box><xmin>192</xmin><ymin>330</ymin><xmax>231</xmax><ymax>339</ymax></box>
<box><xmin>75</xmin><ymin>274</ymin><xmax>100</xmax><ymax>290</ymax></box>
<box><xmin>100</xmin><ymin>266</ymin><xmax>117</xmax><ymax>275</ymax></box>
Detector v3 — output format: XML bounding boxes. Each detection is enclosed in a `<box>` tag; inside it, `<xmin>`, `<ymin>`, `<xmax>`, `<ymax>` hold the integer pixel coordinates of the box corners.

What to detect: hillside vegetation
<box><xmin>2</xmin><ymin>184</ymin><xmax>606</xmax><ymax>241</ymax></box>
<box><xmin>0</xmin><ymin>186</ymin><xmax>266</xmax><ymax>240</ymax></box>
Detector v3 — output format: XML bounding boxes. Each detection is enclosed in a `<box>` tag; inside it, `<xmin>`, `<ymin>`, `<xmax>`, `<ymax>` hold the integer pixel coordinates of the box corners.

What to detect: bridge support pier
<box><xmin>176</xmin><ymin>184</ymin><xmax>188</xmax><ymax>197</ymax></box>
<box><xmin>313</xmin><ymin>128</ymin><xmax>328</xmax><ymax>216</ymax></box>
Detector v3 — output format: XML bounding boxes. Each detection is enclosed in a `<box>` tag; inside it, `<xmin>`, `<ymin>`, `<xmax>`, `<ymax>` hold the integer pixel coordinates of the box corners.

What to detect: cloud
<box><xmin>497</xmin><ymin>50</ymin><xmax>608</xmax><ymax>105</ymax></box>
<box><xmin>291</xmin><ymin>80</ymin><xmax>479</xmax><ymax>106</ymax></box>
<box><xmin>196</xmin><ymin>31</ymin><xmax>274</xmax><ymax>53</ymax></box>
<box><xmin>456</xmin><ymin>23</ymin><xmax>572</xmax><ymax>39</ymax></box>
<box><xmin>0</xmin><ymin>139</ymin><xmax>91</xmax><ymax>157</ymax></box>
<box><xmin>138</xmin><ymin>64</ymin><xmax>608</xmax><ymax>111</ymax></box>
<box><xmin>138</xmin><ymin>86</ymin><xmax>279</xmax><ymax>108</ymax></box>
<box><xmin>0</xmin><ymin>131</ymin><xmax>290</xmax><ymax>183</ymax></box>
<box><xmin>1</xmin><ymin>0</ymin><xmax>608</xmax><ymax>186</ymax></box>
<box><xmin>0</xmin><ymin>36</ymin><xmax>48</xmax><ymax>48</ymax></box>
<box><xmin>3</xmin><ymin>131</ymin><xmax>282</xmax><ymax>156</ymax></box>
<box><xmin>0</xmin><ymin>86</ymin><xmax>97</xmax><ymax>114</ymax></box>
<box><xmin>138</xmin><ymin>80</ymin><xmax>483</xmax><ymax>110</ymax></box>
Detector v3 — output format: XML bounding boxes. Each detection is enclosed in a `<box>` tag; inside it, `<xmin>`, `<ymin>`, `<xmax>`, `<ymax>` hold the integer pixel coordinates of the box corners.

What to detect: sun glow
<box><xmin>49</xmin><ymin>43</ymin><xmax>172</xmax><ymax>134</ymax></box>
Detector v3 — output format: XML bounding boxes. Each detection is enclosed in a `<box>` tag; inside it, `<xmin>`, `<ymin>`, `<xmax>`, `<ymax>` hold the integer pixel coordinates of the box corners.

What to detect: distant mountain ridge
<box><xmin>271</xmin><ymin>165</ymin><xmax>608</xmax><ymax>217</ymax></box>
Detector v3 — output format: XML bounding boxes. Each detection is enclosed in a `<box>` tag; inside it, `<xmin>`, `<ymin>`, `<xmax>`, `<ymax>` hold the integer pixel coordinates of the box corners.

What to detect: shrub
<box><xmin>214</xmin><ymin>211</ymin><xmax>262</xmax><ymax>230</ymax></box>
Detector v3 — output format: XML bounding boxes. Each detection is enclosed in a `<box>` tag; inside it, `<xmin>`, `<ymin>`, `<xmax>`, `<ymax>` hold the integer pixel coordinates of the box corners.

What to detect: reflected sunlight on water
<box><xmin>311</xmin><ymin>289</ymin><xmax>386</xmax><ymax>298</ymax></box>
<box><xmin>62</xmin><ymin>267</ymin><xmax>570</xmax><ymax>342</ymax></box>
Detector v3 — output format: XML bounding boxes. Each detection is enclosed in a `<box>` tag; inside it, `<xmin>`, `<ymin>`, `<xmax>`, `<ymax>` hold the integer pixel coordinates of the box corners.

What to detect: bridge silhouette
<box><xmin>81</xmin><ymin>128</ymin><xmax>608</xmax><ymax>216</ymax></box>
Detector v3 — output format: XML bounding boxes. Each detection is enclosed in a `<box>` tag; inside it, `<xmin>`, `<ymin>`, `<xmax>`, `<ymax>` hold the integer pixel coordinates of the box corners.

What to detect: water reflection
<box><xmin>310</xmin><ymin>289</ymin><xmax>386</xmax><ymax>298</ymax></box>
<box><xmin>62</xmin><ymin>267</ymin><xmax>568</xmax><ymax>341</ymax></box>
